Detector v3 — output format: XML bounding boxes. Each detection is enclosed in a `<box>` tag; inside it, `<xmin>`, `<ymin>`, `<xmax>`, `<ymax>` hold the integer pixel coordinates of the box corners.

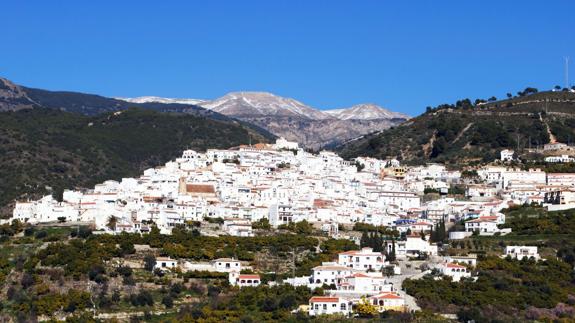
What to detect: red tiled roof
<box><xmin>238</xmin><ymin>274</ymin><xmax>260</xmax><ymax>279</ymax></box>
<box><xmin>186</xmin><ymin>184</ymin><xmax>215</xmax><ymax>194</ymax></box>
<box><xmin>446</xmin><ymin>263</ymin><xmax>466</xmax><ymax>268</ymax></box>
<box><xmin>371</xmin><ymin>293</ymin><xmax>402</xmax><ymax>299</ymax></box>
<box><xmin>309</xmin><ymin>297</ymin><xmax>339</xmax><ymax>303</ymax></box>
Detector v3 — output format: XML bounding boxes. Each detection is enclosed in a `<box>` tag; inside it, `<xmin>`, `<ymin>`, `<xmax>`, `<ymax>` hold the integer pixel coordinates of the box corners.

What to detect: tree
<box><xmin>506</xmin><ymin>93</ymin><xmax>512</xmax><ymax>99</ymax></box>
<box><xmin>162</xmin><ymin>295</ymin><xmax>174</xmax><ymax>308</ymax></box>
<box><xmin>52</xmin><ymin>186</ymin><xmax>64</xmax><ymax>203</ymax></box>
<box><xmin>355</xmin><ymin>296</ymin><xmax>378</xmax><ymax>318</ymax></box>
<box><xmin>252</xmin><ymin>218</ymin><xmax>271</xmax><ymax>230</ymax></box>
<box><xmin>294</xmin><ymin>220</ymin><xmax>313</xmax><ymax>235</ymax></box>
<box><xmin>383</xmin><ymin>265</ymin><xmax>395</xmax><ymax>277</ymax></box>
<box><xmin>555</xmin><ymin>85</ymin><xmax>561</xmax><ymax>90</ymax></box>
<box><xmin>360</xmin><ymin>231</ymin><xmax>369</xmax><ymax>248</ymax></box>
<box><xmin>387</xmin><ymin>239</ymin><xmax>396</xmax><ymax>262</ymax></box>
<box><xmin>106</xmin><ymin>216</ymin><xmax>118</xmax><ymax>231</ymax></box>
<box><xmin>143</xmin><ymin>255</ymin><xmax>156</xmax><ymax>272</ymax></box>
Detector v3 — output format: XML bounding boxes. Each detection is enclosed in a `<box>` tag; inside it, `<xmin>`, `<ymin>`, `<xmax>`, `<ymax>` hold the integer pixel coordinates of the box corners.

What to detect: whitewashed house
<box><xmin>504</xmin><ymin>246</ymin><xmax>540</xmax><ymax>260</ymax></box>
<box><xmin>308</xmin><ymin>296</ymin><xmax>351</xmax><ymax>316</ymax></box>
<box><xmin>337</xmin><ymin>247</ymin><xmax>385</xmax><ymax>271</ymax></box>
<box><xmin>440</xmin><ymin>262</ymin><xmax>471</xmax><ymax>282</ymax></box>
<box><xmin>369</xmin><ymin>292</ymin><xmax>406</xmax><ymax>312</ymax></box>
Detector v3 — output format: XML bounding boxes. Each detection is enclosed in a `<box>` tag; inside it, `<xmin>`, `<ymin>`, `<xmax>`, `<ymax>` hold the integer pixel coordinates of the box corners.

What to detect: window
<box><xmin>332</xmin><ymin>304</ymin><xmax>336</xmax><ymax>307</ymax></box>
<box><xmin>323</xmin><ymin>304</ymin><xmax>327</xmax><ymax>310</ymax></box>
<box><xmin>341</xmin><ymin>303</ymin><xmax>346</xmax><ymax>310</ymax></box>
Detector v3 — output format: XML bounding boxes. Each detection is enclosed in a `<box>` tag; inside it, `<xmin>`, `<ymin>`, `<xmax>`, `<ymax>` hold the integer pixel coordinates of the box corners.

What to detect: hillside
<box><xmin>0</xmin><ymin>108</ymin><xmax>272</xmax><ymax>216</ymax></box>
<box><xmin>338</xmin><ymin>90</ymin><xmax>575</xmax><ymax>165</ymax></box>
<box><xmin>0</xmin><ymin>77</ymin><xmax>223</xmax><ymax>118</ymax></box>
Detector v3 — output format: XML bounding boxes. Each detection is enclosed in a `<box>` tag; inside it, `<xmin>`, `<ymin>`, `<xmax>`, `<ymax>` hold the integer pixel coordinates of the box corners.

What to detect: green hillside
<box><xmin>338</xmin><ymin>90</ymin><xmax>575</xmax><ymax>165</ymax></box>
<box><xmin>0</xmin><ymin>108</ymin><xmax>272</xmax><ymax>215</ymax></box>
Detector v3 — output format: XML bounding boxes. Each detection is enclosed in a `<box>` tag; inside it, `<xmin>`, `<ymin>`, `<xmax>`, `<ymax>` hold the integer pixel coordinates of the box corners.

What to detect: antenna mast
<box><xmin>566</xmin><ymin>56</ymin><xmax>570</xmax><ymax>89</ymax></box>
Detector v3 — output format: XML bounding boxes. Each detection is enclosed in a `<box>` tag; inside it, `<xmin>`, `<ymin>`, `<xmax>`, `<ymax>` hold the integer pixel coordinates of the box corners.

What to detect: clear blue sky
<box><xmin>1</xmin><ymin>1</ymin><xmax>574</xmax><ymax>115</ymax></box>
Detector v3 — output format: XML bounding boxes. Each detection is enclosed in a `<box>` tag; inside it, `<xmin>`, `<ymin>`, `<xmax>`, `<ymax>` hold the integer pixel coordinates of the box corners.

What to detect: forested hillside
<box><xmin>0</xmin><ymin>108</ymin><xmax>272</xmax><ymax>216</ymax></box>
<box><xmin>338</xmin><ymin>90</ymin><xmax>575</xmax><ymax>165</ymax></box>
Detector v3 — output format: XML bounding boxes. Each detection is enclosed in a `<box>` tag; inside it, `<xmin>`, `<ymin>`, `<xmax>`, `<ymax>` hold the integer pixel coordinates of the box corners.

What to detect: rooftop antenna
<box><xmin>565</xmin><ymin>56</ymin><xmax>570</xmax><ymax>89</ymax></box>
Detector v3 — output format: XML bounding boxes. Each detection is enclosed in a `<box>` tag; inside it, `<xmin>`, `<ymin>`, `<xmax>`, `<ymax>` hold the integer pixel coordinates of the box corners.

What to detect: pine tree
<box><xmin>388</xmin><ymin>239</ymin><xmax>396</xmax><ymax>262</ymax></box>
<box><xmin>437</xmin><ymin>217</ymin><xmax>446</xmax><ymax>242</ymax></box>
<box><xmin>360</xmin><ymin>231</ymin><xmax>368</xmax><ymax>248</ymax></box>
<box><xmin>374</xmin><ymin>233</ymin><xmax>382</xmax><ymax>252</ymax></box>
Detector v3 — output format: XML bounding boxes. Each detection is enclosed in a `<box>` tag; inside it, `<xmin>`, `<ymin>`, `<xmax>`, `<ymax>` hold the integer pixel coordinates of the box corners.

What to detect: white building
<box><xmin>465</xmin><ymin>216</ymin><xmax>501</xmax><ymax>235</ymax></box>
<box><xmin>388</xmin><ymin>234</ymin><xmax>438</xmax><ymax>258</ymax></box>
<box><xmin>504</xmin><ymin>246</ymin><xmax>540</xmax><ymax>260</ymax></box>
<box><xmin>335</xmin><ymin>273</ymin><xmax>393</xmax><ymax>295</ymax></box>
<box><xmin>369</xmin><ymin>292</ymin><xmax>406</xmax><ymax>312</ymax></box>
<box><xmin>308</xmin><ymin>296</ymin><xmax>351</xmax><ymax>316</ymax></box>
<box><xmin>229</xmin><ymin>273</ymin><xmax>261</xmax><ymax>288</ymax></box>
<box><xmin>440</xmin><ymin>263</ymin><xmax>471</xmax><ymax>282</ymax></box>
<box><xmin>210</xmin><ymin>258</ymin><xmax>242</xmax><ymax>272</ymax></box>
<box><xmin>500</xmin><ymin>149</ymin><xmax>515</xmax><ymax>161</ymax></box>
<box><xmin>311</xmin><ymin>263</ymin><xmax>354</xmax><ymax>285</ymax></box>
<box><xmin>545</xmin><ymin>155</ymin><xmax>575</xmax><ymax>163</ymax></box>
<box><xmin>273</xmin><ymin>137</ymin><xmax>299</xmax><ymax>151</ymax></box>
<box><xmin>337</xmin><ymin>247</ymin><xmax>385</xmax><ymax>271</ymax></box>
<box><xmin>154</xmin><ymin>257</ymin><xmax>178</xmax><ymax>270</ymax></box>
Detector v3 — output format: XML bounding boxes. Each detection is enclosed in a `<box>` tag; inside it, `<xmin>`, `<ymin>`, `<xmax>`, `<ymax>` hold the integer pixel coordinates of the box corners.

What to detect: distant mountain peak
<box><xmin>199</xmin><ymin>91</ymin><xmax>333</xmax><ymax>119</ymax></box>
<box><xmin>325</xmin><ymin>103</ymin><xmax>410</xmax><ymax>120</ymax></box>
<box><xmin>0</xmin><ymin>77</ymin><xmax>36</xmax><ymax>111</ymax></box>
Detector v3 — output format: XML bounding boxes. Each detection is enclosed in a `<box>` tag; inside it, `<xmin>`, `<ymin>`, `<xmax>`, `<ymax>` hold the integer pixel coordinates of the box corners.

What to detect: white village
<box><xmin>9</xmin><ymin>138</ymin><xmax>572</xmax><ymax>317</ymax></box>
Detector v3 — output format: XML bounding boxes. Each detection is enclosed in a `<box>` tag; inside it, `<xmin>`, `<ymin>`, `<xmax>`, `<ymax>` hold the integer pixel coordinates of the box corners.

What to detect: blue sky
<box><xmin>1</xmin><ymin>1</ymin><xmax>574</xmax><ymax>115</ymax></box>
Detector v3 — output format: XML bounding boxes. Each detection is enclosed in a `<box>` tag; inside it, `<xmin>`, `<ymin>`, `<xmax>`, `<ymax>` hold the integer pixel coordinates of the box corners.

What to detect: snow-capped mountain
<box><xmin>200</xmin><ymin>92</ymin><xmax>332</xmax><ymax>119</ymax></box>
<box><xmin>116</xmin><ymin>91</ymin><xmax>409</xmax><ymax>148</ymax></box>
<box><xmin>325</xmin><ymin>103</ymin><xmax>410</xmax><ymax>120</ymax></box>
<box><xmin>117</xmin><ymin>96</ymin><xmax>206</xmax><ymax>105</ymax></box>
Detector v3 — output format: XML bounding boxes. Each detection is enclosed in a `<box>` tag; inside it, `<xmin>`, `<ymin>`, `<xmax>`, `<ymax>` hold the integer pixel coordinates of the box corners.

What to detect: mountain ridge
<box><xmin>119</xmin><ymin>92</ymin><xmax>410</xmax><ymax>121</ymax></box>
<box><xmin>1</xmin><ymin>77</ymin><xmax>409</xmax><ymax>149</ymax></box>
<box><xmin>118</xmin><ymin>91</ymin><xmax>409</xmax><ymax>148</ymax></box>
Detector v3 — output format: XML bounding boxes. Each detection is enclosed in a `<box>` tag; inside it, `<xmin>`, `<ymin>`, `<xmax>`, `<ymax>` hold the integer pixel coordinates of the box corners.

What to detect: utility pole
<box><xmin>566</xmin><ymin>56</ymin><xmax>570</xmax><ymax>89</ymax></box>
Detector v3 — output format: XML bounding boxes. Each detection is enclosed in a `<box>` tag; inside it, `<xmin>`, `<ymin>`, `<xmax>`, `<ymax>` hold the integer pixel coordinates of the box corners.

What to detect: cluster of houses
<box><xmin>7</xmin><ymin>140</ymin><xmax>558</xmax><ymax>317</ymax></box>
<box><xmin>14</xmin><ymin>141</ymin><xmax>573</xmax><ymax>236</ymax></box>
<box><xmin>285</xmin><ymin>246</ymin><xmax>408</xmax><ymax>316</ymax></box>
